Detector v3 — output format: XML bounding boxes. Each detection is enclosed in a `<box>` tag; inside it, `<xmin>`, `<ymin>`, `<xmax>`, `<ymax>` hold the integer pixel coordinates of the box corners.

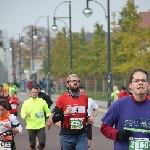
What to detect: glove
<box><xmin>116</xmin><ymin>130</ymin><xmax>132</xmax><ymax>142</ymax></box>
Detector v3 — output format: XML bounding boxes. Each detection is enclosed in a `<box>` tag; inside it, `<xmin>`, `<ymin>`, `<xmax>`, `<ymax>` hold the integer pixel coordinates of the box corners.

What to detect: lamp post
<box><xmin>83</xmin><ymin>0</ymin><xmax>111</xmax><ymax>108</ymax></box>
<box><xmin>34</xmin><ymin>16</ymin><xmax>51</xmax><ymax>97</ymax></box>
<box><xmin>51</xmin><ymin>1</ymin><xmax>72</xmax><ymax>74</ymax></box>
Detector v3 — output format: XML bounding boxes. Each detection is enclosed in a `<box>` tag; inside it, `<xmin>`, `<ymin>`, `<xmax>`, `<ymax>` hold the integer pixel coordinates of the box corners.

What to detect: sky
<box><xmin>0</xmin><ymin>0</ymin><xmax>150</xmax><ymax>39</ymax></box>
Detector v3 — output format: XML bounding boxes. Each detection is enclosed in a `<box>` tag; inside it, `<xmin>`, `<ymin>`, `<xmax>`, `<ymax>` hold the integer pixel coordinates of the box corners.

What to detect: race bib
<box><xmin>11</xmin><ymin>104</ymin><xmax>17</xmax><ymax>109</ymax></box>
<box><xmin>129</xmin><ymin>137</ymin><xmax>150</xmax><ymax>150</ymax></box>
<box><xmin>70</xmin><ymin>118</ymin><xmax>83</xmax><ymax>129</ymax></box>
<box><xmin>35</xmin><ymin>112</ymin><xmax>44</xmax><ymax>118</ymax></box>
<box><xmin>0</xmin><ymin>141</ymin><xmax>11</xmax><ymax>150</ymax></box>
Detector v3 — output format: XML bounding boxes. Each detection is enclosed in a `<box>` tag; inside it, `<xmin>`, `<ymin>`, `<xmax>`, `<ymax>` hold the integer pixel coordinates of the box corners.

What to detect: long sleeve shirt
<box><xmin>20</xmin><ymin>97</ymin><xmax>51</xmax><ymax>129</ymax></box>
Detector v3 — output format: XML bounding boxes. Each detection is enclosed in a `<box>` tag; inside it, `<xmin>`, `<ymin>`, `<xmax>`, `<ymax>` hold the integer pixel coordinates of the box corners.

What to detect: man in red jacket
<box><xmin>118</xmin><ymin>86</ymin><xmax>129</xmax><ymax>98</ymax></box>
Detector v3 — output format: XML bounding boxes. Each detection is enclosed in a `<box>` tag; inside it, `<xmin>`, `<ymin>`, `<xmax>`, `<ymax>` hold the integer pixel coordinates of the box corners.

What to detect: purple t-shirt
<box><xmin>101</xmin><ymin>96</ymin><xmax>150</xmax><ymax>150</ymax></box>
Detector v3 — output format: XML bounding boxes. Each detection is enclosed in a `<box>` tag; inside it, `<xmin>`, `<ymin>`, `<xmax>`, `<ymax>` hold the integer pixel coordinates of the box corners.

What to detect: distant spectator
<box><xmin>0</xmin><ymin>85</ymin><xmax>4</xmax><ymax>96</ymax></box>
<box><xmin>26</xmin><ymin>79</ymin><xmax>32</xmax><ymax>90</ymax></box>
<box><xmin>42</xmin><ymin>78</ymin><xmax>47</xmax><ymax>92</ymax></box>
<box><xmin>118</xmin><ymin>86</ymin><xmax>129</xmax><ymax>98</ymax></box>
<box><xmin>111</xmin><ymin>85</ymin><xmax>120</xmax><ymax>101</ymax></box>
<box><xmin>50</xmin><ymin>79</ymin><xmax>54</xmax><ymax>94</ymax></box>
<box><xmin>32</xmin><ymin>79</ymin><xmax>37</xmax><ymax>87</ymax></box>
<box><xmin>13</xmin><ymin>80</ymin><xmax>19</xmax><ymax>88</ymax></box>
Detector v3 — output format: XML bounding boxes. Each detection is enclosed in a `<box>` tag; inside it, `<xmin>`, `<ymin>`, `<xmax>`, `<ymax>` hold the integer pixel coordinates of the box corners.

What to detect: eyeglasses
<box><xmin>69</xmin><ymin>80</ymin><xmax>80</xmax><ymax>83</ymax></box>
<box><xmin>132</xmin><ymin>79</ymin><xmax>148</xmax><ymax>83</ymax></box>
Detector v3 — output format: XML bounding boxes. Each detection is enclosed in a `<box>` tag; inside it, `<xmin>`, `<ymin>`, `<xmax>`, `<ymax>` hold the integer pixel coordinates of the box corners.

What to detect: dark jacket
<box><xmin>38</xmin><ymin>92</ymin><xmax>53</xmax><ymax>108</ymax></box>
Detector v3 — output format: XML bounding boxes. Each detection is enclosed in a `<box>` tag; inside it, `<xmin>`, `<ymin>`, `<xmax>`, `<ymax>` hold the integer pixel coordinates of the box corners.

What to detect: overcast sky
<box><xmin>0</xmin><ymin>0</ymin><xmax>149</xmax><ymax>39</ymax></box>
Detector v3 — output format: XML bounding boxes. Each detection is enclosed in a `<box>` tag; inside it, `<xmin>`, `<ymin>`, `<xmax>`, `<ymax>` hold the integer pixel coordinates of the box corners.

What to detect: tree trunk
<box><xmin>60</xmin><ymin>76</ymin><xmax>63</xmax><ymax>93</ymax></box>
<box><xmin>84</xmin><ymin>75</ymin><xmax>88</xmax><ymax>91</ymax></box>
<box><xmin>124</xmin><ymin>74</ymin><xmax>127</xmax><ymax>87</ymax></box>
<box><xmin>94</xmin><ymin>76</ymin><xmax>97</xmax><ymax>96</ymax></box>
<box><xmin>102</xmin><ymin>73</ymin><xmax>105</xmax><ymax>97</ymax></box>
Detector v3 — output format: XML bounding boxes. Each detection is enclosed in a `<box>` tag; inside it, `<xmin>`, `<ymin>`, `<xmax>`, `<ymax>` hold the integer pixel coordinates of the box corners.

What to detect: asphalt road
<box><xmin>15</xmin><ymin>93</ymin><xmax>113</xmax><ymax>150</ymax></box>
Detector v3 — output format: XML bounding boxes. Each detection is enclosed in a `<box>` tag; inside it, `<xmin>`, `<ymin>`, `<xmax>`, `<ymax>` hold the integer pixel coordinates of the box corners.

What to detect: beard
<box><xmin>69</xmin><ymin>85</ymin><xmax>79</xmax><ymax>93</ymax></box>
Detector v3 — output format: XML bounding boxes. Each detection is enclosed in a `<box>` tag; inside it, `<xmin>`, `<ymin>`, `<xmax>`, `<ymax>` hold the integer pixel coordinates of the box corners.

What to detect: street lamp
<box><xmin>51</xmin><ymin>1</ymin><xmax>72</xmax><ymax>74</ymax></box>
<box><xmin>83</xmin><ymin>0</ymin><xmax>111</xmax><ymax>108</ymax></box>
<box><xmin>34</xmin><ymin>16</ymin><xmax>51</xmax><ymax>97</ymax></box>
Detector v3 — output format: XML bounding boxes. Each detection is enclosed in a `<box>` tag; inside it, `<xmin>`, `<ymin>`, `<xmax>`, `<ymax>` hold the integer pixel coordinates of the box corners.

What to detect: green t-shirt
<box><xmin>111</xmin><ymin>90</ymin><xmax>120</xmax><ymax>101</ymax></box>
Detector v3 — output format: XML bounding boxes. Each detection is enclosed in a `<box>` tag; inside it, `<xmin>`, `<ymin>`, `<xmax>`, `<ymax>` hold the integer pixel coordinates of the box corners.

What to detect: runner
<box><xmin>0</xmin><ymin>98</ymin><xmax>22</xmax><ymax>150</ymax></box>
<box><xmin>20</xmin><ymin>87</ymin><xmax>51</xmax><ymax>150</ymax></box>
<box><xmin>100</xmin><ymin>68</ymin><xmax>150</xmax><ymax>150</ymax></box>
<box><xmin>8</xmin><ymin>81</ymin><xmax>18</xmax><ymax>96</ymax></box>
<box><xmin>7</xmin><ymin>90</ymin><xmax>19</xmax><ymax>117</ymax></box>
<box><xmin>79</xmin><ymin>86</ymin><xmax>98</xmax><ymax>148</ymax></box>
<box><xmin>50</xmin><ymin>74</ymin><xmax>89</xmax><ymax>150</ymax></box>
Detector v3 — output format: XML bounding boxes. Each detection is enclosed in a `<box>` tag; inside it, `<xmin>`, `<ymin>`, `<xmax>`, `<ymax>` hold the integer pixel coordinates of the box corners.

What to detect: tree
<box><xmin>89</xmin><ymin>22</ymin><xmax>107</xmax><ymax>95</ymax></box>
<box><xmin>72</xmin><ymin>27</ymin><xmax>91</xmax><ymax>90</ymax></box>
<box><xmin>50</xmin><ymin>27</ymin><xmax>69</xmax><ymax>78</ymax></box>
<box><xmin>111</xmin><ymin>0</ymin><xmax>147</xmax><ymax>83</ymax></box>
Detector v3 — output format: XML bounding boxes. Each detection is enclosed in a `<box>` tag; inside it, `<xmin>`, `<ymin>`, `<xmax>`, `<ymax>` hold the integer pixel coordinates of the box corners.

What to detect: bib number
<box><xmin>0</xmin><ymin>141</ymin><xmax>11</xmax><ymax>150</ymax></box>
<box><xmin>129</xmin><ymin>137</ymin><xmax>150</xmax><ymax>150</ymax></box>
<box><xmin>70</xmin><ymin>118</ymin><xmax>83</xmax><ymax>129</ymax></box>
<box><xmin>35</xmin><ymin>112</ymin><xmax>44</xmax><ymax>118</ymax></box>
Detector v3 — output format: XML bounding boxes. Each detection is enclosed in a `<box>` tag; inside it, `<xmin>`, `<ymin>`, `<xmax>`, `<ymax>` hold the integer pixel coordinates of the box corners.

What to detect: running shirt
<box><xmin>7</xmin><ymin>97</ymin><xmax>19</xmax><ymax>114</ymax></box>
<box><xmin>54</xmin><ymin>93</ymin><xmax>88</xmax><ymax>135</ymax></box>
<box><xmin>20</xmin><ymin>97</ymin><xmax>51</xmax><ymax>129</ymax></box>
<box><xmin>101</xmin><ymin>96</ymin><xmax>150</xmax><ymax>150</ymax></box>
<box><xmin>87</xmin><ymin>98</ymin><xmax>98</xmax><ymax>116</ymax></box>
<box><xmin>0</xmin><ymin>113</ymin><xmax>22</xmax><ymax>149</ymax></box>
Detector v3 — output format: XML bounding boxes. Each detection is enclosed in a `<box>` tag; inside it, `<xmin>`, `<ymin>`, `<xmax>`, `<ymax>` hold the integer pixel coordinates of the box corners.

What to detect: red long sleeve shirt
<box><xmin>7</xmin><ymin>96</ymin><xmax>19</xmax><ymax>114</ymax></box>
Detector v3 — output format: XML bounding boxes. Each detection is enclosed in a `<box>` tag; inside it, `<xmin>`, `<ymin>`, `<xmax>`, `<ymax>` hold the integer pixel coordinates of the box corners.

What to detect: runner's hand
<box><xmin>89</xmin><ymin>116</ymin><xmax>95</xmax><ymax>123</ymax></box>
<box><xmin>3</xmin><ymin>123</ymin><xmax>11</xmax><ymax>130</ymax></box>
<box><xmin>64</xmin><ymin>106</ymin><xmax>72</xmax><ymax>115</ymax></box>
<box><xmin>46</xmin><ymin>121</ymin><xmax>51</xmax><ymax>130</ymax></box>
<box><xmin>25</xmin><ymin>113</ymin><xmax>31</xmax><ymax>117</ymax></box>
<box><xmin>55</xmin><ymin>121</ymin><xmax>61</xmax><ymax>127</ymax></box>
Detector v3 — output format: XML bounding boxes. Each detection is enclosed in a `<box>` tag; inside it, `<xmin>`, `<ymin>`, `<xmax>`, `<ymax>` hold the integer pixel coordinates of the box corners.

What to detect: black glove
<box><xmin>116</xmin><ymin>130</ymin><xmax>132</xmax><ymax>142</ymax></box>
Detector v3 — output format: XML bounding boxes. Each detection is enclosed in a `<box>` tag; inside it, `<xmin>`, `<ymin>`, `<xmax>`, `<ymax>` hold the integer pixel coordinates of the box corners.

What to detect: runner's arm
<box><xmin>43</xmin><ymin>100</ymin><xmax>51</xmax><ymax>118</ymax></box>
<box><xmin>10</xmin><ymin>115</ymin><xmax>22</xmax><ymax>133</ymax></box>
<box><xmin>100</xmin><ymin>123</ymin><xmax>118</xmax><ymax>142</ymax></box>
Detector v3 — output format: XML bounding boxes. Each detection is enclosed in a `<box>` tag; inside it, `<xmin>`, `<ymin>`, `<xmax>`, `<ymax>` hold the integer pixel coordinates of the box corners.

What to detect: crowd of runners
<box><xmin>0</xmin><ymin>67</ymin><xmax>150</xmax><ymax>150</ymax></box>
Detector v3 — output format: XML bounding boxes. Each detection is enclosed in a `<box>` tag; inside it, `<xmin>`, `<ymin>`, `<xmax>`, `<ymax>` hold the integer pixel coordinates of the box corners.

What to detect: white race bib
<box><xmin>0</xmin><ymin>141</ymin><xmax>11</xmax><ymax>150</ymax></box>
<box><xmin>70</xmin><ymin>118</ymin><xmax>83</xmax><ymax>129</ymax></box>
<box><xmin>11</xmin><ymin>104</ymin><xmax>17</xmax><ymax>109</ymax></box>
<box><xmin>129</xmin><ymin>137</ymin><xmax>150</xmax><ymax>150</ymax></box>
<box><xmin>35</xmin><ymin>112</ymin><xmax>44</xmax><ymax>118</ymax></box>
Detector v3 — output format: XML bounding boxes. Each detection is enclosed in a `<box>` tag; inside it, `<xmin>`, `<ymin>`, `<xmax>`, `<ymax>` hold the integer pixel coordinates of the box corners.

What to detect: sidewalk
<box><xmin>51</xmin><ymin>94</ymin><xmax>108</xmax><ymax>114</ymax></box>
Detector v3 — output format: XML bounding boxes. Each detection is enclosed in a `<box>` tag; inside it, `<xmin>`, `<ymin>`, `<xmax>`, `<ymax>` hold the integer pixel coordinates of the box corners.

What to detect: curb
<box><xmin>98</xmin><ymin>109</ymin><xmax>107</xmax><ymax>114</ymax></box>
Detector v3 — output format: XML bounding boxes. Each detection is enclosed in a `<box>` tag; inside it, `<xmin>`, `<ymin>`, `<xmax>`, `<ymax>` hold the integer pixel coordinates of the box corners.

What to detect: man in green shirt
<box><xmin>8</xmin><ymin>81</ymin><xmax>18</xmax><ymax>96</ymax></box>
<box><xmin>20</xmin><ymin>87</ymin><xmax>51</xmax><ymax>150</ymax></box>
